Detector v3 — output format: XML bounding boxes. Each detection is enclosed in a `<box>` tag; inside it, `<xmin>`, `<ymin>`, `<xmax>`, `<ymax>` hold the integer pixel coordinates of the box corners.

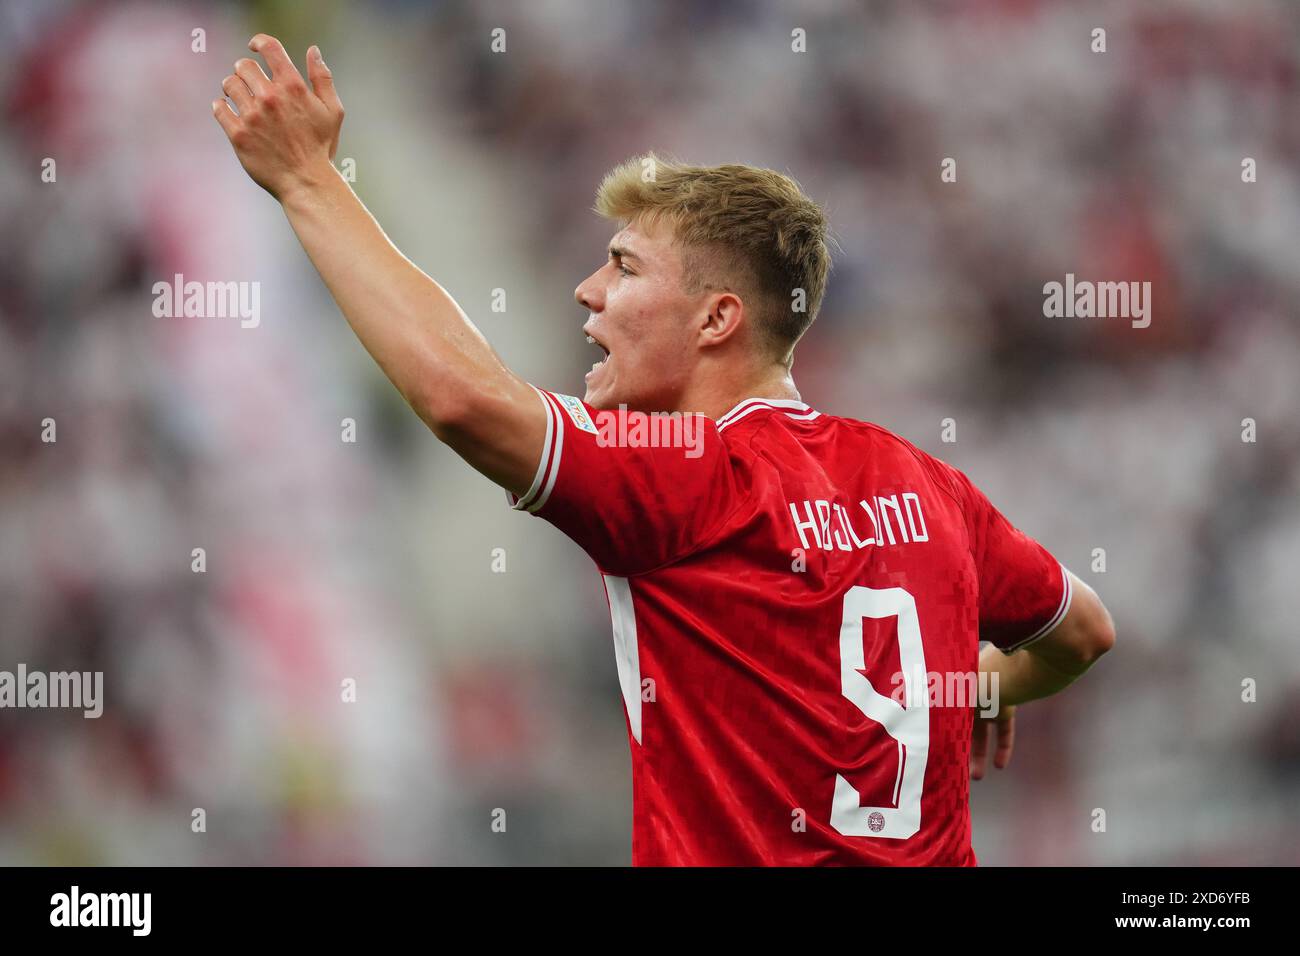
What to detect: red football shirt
<box><xmin>508</xmin><ymin>390</ymin><xmax>1072</xmax><ymax>866</ymax></box>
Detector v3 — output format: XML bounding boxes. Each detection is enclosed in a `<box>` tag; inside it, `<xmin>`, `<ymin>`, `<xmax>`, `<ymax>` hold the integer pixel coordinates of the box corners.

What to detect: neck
<box><xmin>681</xmin><ymin>366</ymin><xmax>801</xmax><ymax>420</ymax></box>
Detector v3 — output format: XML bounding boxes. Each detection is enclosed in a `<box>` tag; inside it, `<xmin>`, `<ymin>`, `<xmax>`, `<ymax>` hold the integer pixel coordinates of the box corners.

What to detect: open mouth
<box><xmin>586</xmin><ymin>333</ymin><xmax>611</xmax><ymax>374</ymax></box>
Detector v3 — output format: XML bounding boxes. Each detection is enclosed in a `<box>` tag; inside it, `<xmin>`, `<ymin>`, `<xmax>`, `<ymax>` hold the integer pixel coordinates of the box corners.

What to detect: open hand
<box><xmin>213</xmin><ymin>35</ymin><xmax>344</xmax><ymax>200</ymax></box>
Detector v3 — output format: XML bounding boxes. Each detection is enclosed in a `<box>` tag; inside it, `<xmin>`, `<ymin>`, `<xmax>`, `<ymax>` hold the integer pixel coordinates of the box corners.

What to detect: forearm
<box><xmin>978</xmin><ymin>569</ymin><xmax>1116</xmax><ymax>708</ymax></box>
<box><xmin>279</xmin><ymin>163</ymin><xmax>507</xmax><ymax>426</ymax></box>
<box><xmin>214</xmin><ymin>33</ymin><xmax>548</xmax><ymax>493</ymax></box>
<box><xmin>978</xmin><ymin>643</ymin><xmax>1091</xmax><ymax>708</ymax></box>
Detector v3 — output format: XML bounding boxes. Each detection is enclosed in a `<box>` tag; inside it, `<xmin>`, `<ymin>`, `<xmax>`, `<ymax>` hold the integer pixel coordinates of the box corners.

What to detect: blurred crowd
<box><xmin>0</xmin><ymin>0</ymin><xmax>1296</xmax><ymax>864</ymax></box>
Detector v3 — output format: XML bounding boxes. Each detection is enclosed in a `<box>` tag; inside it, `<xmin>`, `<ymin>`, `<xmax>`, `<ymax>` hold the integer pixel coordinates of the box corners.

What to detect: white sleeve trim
<box><xmin>507</xmin><ymin>386</ymin><xmax>561</xmax><ymax>512</ymax></box>
<box><xmin>1001</xmin><ymin>563</ymin><xmax>1073</xmax><ymax>653</ymax></box>
<box><xmin>527</xmin><ymin>392</ymin><xmax>565</xmax><ymax>513</ymax></box>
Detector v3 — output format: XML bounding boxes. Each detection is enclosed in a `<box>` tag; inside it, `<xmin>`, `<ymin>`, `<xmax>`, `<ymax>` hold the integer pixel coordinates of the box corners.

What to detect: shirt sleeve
<box><xmin>940</xmin><ymin>462</ymin><xmax>1073</xmax><ymax>653</ymax></box>
<box><xmin>506</xmin><ymin>387</ymin><xmax>744</xmax><ymax>576</ymax></box>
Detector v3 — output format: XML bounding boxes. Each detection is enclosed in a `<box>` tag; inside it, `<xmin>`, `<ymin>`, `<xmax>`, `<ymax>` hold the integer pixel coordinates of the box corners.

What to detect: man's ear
<box><xmin>699</xmin><ymin>290</ymin><xmax>745</xmax><ymax>348</ymax></box>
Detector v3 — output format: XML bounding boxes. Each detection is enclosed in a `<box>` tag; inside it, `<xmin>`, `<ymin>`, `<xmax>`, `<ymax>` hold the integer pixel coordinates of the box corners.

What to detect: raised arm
<box><xmin>212</xmin><ymin>34</ymin><xmax>546</xmax><ymax>494</ymax></box>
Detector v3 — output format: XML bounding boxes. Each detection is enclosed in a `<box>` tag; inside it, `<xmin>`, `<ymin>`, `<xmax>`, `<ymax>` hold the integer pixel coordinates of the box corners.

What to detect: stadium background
<box><xmin>1</xmin><ymin>0</ymin><xmax>1297</xmax><ymax>865</ymax></box>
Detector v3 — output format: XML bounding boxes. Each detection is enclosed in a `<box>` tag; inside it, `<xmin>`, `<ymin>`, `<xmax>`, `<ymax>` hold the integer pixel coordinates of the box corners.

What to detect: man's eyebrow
<box><xmin>608</xmin><ymin>245</ymin><xmax>643</xmax><ymax>263</ymax></box>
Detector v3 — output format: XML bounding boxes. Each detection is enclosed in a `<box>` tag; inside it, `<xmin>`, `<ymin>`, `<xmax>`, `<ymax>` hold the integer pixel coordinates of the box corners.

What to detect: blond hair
<box><xmin>593</xmin><ymin>152</ymin><xmax>833</xmax><ymax>365</ymax></box>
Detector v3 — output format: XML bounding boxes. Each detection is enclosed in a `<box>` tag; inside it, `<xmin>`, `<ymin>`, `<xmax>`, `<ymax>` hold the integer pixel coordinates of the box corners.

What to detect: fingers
<box><xmin>234</xmin><ymin>57</ymin><xmax>272</xmax><ymax>98</ymax></box>
<box><xmin>306</xmin><ymin>45</ymin><xmax>343</xmax><ymax>159</ymax></box>
<box><xmin>221</xmin><ymin>73</ymin><xmax>253</xmax><ymax>114</ymax></box>
<box><xmin>212</xmin><ymin>98</ymin><xmax>239</xmax><ymax>138</ymax></box>
<box><xmin>249</xmin><ymin>34</ymin><xmax>303</xmax><ymax>84</ymax></box>
<box><xmin>307</xmin><ymin>45</ymin><xmax>343</xmax><ymax>114</ymax></box>
<box><xmin>993</xmin><ymin>712</ymin><xmax>1015</xmax><ymax>769</ymax></box>
<box><xmin>970</xmin><ymin>719</ymin><xmax>988</xmax><ymax>780</ymax></box>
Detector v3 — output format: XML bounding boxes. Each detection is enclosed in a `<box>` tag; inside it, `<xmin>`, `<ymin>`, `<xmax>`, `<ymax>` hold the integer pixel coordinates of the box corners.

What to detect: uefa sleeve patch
<box><xmin>554</xmin><ymin>393</ymin><xmax>598</xmax><ymax>434</ymax></box>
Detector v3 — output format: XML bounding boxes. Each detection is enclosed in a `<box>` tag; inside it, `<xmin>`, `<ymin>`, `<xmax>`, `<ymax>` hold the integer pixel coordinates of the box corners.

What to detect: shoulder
<box><xmin>727</xmin><ymin>405</ymin><xmax>969</xmax><ymax>506</ymax></box>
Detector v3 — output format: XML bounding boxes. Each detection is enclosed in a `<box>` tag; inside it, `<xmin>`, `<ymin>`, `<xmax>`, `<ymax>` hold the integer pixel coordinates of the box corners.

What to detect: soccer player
<box><xmin>214</xmin><ymin>35</ymin><xmax>1116</xmax><ymax>865</ymax></box>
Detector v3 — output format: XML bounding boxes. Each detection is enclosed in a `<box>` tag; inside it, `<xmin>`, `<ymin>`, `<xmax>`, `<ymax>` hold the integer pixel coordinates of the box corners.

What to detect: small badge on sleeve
<box><xmin>555</xmin><ymin>393</ymin><xmax>598</xmax><ymax>434</ymax></box>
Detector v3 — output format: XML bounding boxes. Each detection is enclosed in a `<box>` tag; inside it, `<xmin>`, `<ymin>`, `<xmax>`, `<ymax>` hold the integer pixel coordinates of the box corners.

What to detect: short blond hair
<box><xmin>593</xmin><ymin>152</ymin><xmax>833</xmax><ymax>365</ymax></box>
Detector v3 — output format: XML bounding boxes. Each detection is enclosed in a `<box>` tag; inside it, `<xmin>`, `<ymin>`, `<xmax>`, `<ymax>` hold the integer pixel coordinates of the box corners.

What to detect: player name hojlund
<box><xmin>151</xmin><ymin>272</ymin><xmax>261</xmax><ymax>328</ymax></box>
<box><xmin>1042</xmin><ymin>273</ymin><xmax>1152</xmax><ymax>328</ymax></box>
<box><xmin>0</xmin><ymin>664</ymin><xmax>103</xmax><ymax>718</ymax></box>
<box><xmin>788</xmin><ymin>493</ymin><xmax>928</xmax><ymax>552</ymax></box>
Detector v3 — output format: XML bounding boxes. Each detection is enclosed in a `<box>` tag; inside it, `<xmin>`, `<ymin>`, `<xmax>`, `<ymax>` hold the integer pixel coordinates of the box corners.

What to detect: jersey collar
<box><xmin>716</xmin><ymin>397</ymin><xmax>820</xmax><ymax>431</ymax></box>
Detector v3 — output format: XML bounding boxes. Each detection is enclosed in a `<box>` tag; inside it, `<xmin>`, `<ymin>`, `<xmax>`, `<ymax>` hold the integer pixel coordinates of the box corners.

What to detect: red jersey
<box><xmin>508</xmin><ymin>390</ymin><xmax>1072</xmax><ymax>866</ymax></box>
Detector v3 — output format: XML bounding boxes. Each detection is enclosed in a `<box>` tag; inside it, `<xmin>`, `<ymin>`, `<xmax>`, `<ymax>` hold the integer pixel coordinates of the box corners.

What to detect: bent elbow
<box><xmin>1083</xmin><ymin>609</ymin><xmax>1116</xmax><ymax>664</ymax></box>
<box><xmin>408</xmin><ymin>364</ymin><xmax>476</xmax><ymax>440</ymax></box>
<box><xmin>421</xmin><ymin>390</ymin><xmax>474</xmax><ymax>442</ymax></box>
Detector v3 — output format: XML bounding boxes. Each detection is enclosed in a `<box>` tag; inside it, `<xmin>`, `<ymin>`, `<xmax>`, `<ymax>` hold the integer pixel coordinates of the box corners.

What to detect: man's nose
<box><xmin>575</xmin><ymin>273</ymin><xmax>601</xmax><ymax>310</ymax></box>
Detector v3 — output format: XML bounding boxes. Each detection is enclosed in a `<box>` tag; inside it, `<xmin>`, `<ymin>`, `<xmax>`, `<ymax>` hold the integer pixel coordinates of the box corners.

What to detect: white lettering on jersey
<box><xmin>787</xmin><ymin>494</ymin><xmax>929</xmax><ymax>552</ymax></box>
